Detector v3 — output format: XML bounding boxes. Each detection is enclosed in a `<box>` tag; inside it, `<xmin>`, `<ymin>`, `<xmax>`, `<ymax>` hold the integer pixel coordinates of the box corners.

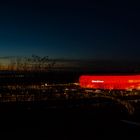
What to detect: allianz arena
<box><xmin>79</xmin><ymin>75</ymin><xmax>140</xmax><ymax>90</ymax></box>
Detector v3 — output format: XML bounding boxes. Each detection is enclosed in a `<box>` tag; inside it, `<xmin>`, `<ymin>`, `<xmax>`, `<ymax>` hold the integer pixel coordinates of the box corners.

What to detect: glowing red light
<box><xmin>79</xmin><ymin>75</ymin><xmax>140</xmax><ymax>90</ymax></box>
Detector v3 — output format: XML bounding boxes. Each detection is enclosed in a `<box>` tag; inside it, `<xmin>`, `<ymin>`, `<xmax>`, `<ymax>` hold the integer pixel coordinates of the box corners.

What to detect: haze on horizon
<box><xmin>0</xmin><ymin>55</ymin><xmax>140</xmax><ymax>74</ymax></box>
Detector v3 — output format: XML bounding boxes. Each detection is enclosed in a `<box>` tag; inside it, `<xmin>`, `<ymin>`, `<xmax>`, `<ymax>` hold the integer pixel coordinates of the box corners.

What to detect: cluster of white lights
<box><xmin>92</xmin><ymin>80</ymin><xmax>104</xmax><ymax>83</ymax></box>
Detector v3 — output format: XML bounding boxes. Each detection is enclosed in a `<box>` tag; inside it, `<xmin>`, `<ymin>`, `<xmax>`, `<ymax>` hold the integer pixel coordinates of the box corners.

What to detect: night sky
<box><xmin>0</xmin><ymin>0</ymin><xmax>140</xmax><ymax>60</ymax></box>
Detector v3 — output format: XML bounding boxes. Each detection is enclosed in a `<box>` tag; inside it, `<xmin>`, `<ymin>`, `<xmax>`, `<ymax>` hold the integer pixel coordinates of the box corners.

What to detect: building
<box><xmin>79</xmin><ymin>75</ymin><xmax>140</xmax><ymax>90</ymax></box>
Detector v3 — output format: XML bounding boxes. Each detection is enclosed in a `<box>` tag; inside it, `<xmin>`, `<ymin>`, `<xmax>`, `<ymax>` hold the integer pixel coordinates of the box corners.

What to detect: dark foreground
<box><xmin>0</xmin><ymin>71</ymin><xmax>140</xmax><ymax>139</ymax></box>
<box><xmin>0</xmin><ymin>100</ymin><xmax>140</xmax><ymax>139</ymax></box>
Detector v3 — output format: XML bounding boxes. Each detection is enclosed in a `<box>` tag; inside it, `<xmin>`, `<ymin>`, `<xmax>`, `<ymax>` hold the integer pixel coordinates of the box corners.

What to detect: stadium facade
<box><xmin>79</xmin><ymin>75</ymin><xmax>140</xmax><ymax>90</ymax></box>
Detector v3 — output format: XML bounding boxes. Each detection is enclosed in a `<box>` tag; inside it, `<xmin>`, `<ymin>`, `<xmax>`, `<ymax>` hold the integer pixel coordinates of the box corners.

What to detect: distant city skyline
<box><xmin>0</xmin><ymin>55</ymin><xmax>140</xmax><ymax>73</ymax></box>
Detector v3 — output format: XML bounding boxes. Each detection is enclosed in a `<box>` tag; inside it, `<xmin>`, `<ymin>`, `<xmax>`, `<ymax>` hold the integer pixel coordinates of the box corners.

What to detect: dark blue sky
<box><xmin>0</xmin><ymin>0</ymin><xmax>140</xmax><ymax>60</ymax></box>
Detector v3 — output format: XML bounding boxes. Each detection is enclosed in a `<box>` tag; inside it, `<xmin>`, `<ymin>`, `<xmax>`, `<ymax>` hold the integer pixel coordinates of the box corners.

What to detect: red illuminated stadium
<box><xmin>79</xmin><ymin>75</ymin><xmax>140</xmax><ymax>90</ymax></box>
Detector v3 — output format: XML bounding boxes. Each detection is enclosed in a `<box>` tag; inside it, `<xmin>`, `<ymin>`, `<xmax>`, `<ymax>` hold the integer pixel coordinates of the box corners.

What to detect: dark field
<box><xmin>0</xmin><ymin>99</ymin><xmax>140</xmax><ymax>139</ymax></box>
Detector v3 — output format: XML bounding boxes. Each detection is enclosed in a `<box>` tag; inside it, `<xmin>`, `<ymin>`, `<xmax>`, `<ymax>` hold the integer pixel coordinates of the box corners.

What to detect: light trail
<box><xmin>121</xmin><ymin>120</ymin><xmax>140</xmax><ymax>126</ymax></box>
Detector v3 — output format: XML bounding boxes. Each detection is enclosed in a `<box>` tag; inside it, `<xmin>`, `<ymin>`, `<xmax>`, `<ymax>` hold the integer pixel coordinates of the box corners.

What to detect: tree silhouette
<box><xmin>10</xmin><ymin>55</ymin><xmax>56</xmax><ymax>71</ymax></box>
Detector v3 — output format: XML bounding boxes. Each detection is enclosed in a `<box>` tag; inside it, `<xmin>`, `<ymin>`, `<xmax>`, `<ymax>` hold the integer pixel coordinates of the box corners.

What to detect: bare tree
<box><xmin>7</xmin><ymin>55</ymin><xmax>56</xmax><ymax>71</ymax></box>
